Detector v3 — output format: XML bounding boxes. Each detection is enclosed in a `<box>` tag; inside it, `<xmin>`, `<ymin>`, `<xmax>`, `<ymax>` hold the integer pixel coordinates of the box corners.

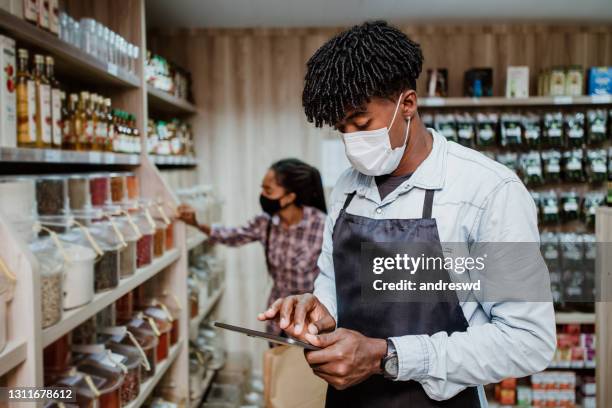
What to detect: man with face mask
<box><xmin>258</xmin><ymin>21</ymin><xmax>556</xmax><ymax>407</ymax></box>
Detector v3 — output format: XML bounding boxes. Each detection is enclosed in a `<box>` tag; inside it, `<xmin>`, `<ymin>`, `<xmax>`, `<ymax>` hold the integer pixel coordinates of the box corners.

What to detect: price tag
<box><xmin>590</xmin><ymin>94</ymin><xmax>612</xmax><ymax>104</ymax></box>
<box><xmin>107</xmin><ymin>63</ymin><xmax>118</xmax><ymax>76</ymax></box>
<box><xmin>423</xmin><ymin>97</ymin><xmax>445</xmax><ymax>107</ymax></box>
<box><xmin>104</xmin><ymin>154</ymin><xmax>116</xmax><ymax>164</ymax></box>
<box><xmin>129</xmin><ymin>155</ymin><xmax>139</xmax><ymax>164</ymax></box>
<box><xmin>553</xmin><ymin>96</ymin><xmax>573</xmax><ymax>105</ymax></box>
<box><xmin>88</xmin><ymin>151</ymin><xmax>102</xmax><ymax>163</ymax></box>
<box><xmin>45</xmin><ymin>149</ymin><xmax>62</xmax><ymax>162</ymax></box>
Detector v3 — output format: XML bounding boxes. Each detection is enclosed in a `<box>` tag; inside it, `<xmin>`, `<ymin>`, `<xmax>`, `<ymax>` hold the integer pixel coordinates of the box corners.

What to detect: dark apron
<box><xmin>325</xmin><ymin>189</ymin><xmax>480</xmax><ymax>408</ymax></box>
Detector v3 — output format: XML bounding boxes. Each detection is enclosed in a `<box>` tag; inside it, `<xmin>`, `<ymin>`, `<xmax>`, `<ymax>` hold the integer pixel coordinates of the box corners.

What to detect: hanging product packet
<box><xmin>500</xmin><ymin>113</ymin><xmax>522</xmax><ymax>146</ymax></box>
<box><xmin>496</xmin><ymin>152</ymin><xmax>519</xmax><ymax>173</ymax></box>
<box><xmin>585</xmin><ymin>149</ymin><xmax>607</xmax><ymax>184</ymax></box>
<box><xmin>540</xmin><ymin>190</ymin><xmax>560</xmax><ymax>224</ymax></box>
<box><xmin>475</xmin><ymin>113</ymin><xmax>498</xmax><ymax>147</ymax></box>
<box><xmin>543</xmin><ymin>112</ymin><xmax>563</xmax><ymax>148</ymax></box>
<box><xmin>564</xmin><ymin>112</ymin><xmax>585</xmax><ymax>147</ymax></box>
<box><xmin>582</xmin><ymin>191</ymin><xmax>606</xmax><ymax>227</ymax></box>
<box><xmin>522</xmin><ymin>114</ymin><xmax>541</xmax><ymax>148</ymax></box>
<box><xmin>586</xmin><ymin>109</ymin><xmax>607</xmax><ymax>145</ymax></box>
<box><xmin>519</xmin><ymin>151</ymin><xmax>543</xmax><ymax>186</ymax></box>
<box><xmin>455</xmin><ymin>113</ymin><xmax>475</xmax><ymax>147</ymax></box>
<box><xmin>562</xmin><ymin>149</ymin><xmax>584</xmax><ymax>182</ymax></box>
<box><xmin>434</xmin><ymin>113</ymin><xmax>458</xmax><ymax>142</ymax></box>
<box><xmin>541</xmin><ymin>150</ymin><xmax>562</xmax><ymax>183</ymax></box>
<box><xmin>560</xmin><ymin>191</ymin><xmax>580</xmax><ymax>222</ymax></box>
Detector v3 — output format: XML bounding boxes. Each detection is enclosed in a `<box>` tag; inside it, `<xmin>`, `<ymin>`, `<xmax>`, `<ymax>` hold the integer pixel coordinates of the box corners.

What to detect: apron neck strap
<box><xmin>342</xmin><ymin>192</ymin><xmax>357</xmax><ymax>212</ymax></box>
<box><xmin>422</xmin><ymin>190</ymin><xmax>435</xmax><ymax>219</ymax></box>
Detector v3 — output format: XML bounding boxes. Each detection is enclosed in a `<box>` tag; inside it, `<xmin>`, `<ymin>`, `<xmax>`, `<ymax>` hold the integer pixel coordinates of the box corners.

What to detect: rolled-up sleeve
<box><xmin>313</xmin><ymin>212</ymin><xmax>338</xmax><ymax>322</ymax></box>
<box><xmin>390</xmin><ymin>179</ymin><xmax>557</xmax><ymax>401</ymax></box>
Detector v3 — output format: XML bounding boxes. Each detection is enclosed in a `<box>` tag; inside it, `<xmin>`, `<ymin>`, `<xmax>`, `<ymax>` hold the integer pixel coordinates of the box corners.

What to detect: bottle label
<box><xmin>85</xmin><ymin>121</ymin><xmax>94</xmax><ymax>143</ymax></box>
<box><xmin>96</xmin><ymin>121</ymin><xmax>107</xmax><ymax>140</ymax></box>
<box><xmin>51</xmin><ymin>88</ymin><xmax>62</xmax><ymax>146</ymax></box>
<box><xmin>27</xmin><ymin>81</ymin><xmax>37</xmax><ymax>143</ymax></box>
<box><xmin>39</xmin><ymin>84</ymin><xmax>52</xmax><ymax>144</ymax></box>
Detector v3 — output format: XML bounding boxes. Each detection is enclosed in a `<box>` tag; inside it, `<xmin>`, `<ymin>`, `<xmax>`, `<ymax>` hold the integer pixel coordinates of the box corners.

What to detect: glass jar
<box><xmin>90</xmin><ymin>221</ymin><xmax>124</xmax><ymax>293</ymax></box>
<box><xmin>144</xmin><ymin>304</ymin><xmax>177</xmax><ymax>346</ymax></box>
<box><xmin>97</xmin><ymin>303</ymin><xmax>116</xmax><ymax>328</ymax></box>
<box><xmin>188</xmin><ymin>278</ymin><xmax>200</xmax><ymax>319</ymax></box>
<box><xmin>31</xmin><ymin>237</ymin><xmax>64</xmax><ymax>328</ymax></box>
<box><xmin>0</xmin><ymin>256</ymin><xmax>16</xmax><ymax>354</ymax></box>
<box><xmin>166</xmin><ymin>220</ymin><xmax>175</xmax><ymax>250</ymax></box>
<box><xmin>36</xmin><ymin>175</ymin><xmax>69</xmax><ymax>216</ymax></box>
<box><xmin>107</xmin><ymin>343</ymin><xmax>142</xmax><ymax>404</ymax></box>
<box><xmin>72</xmin><ymin>317</ymin><xmax>98</xmax><ymax>345</ymax></box>
<box><xmin>126</xmin><ymin>173</ymin><xmax>139</xmax><ymax>201</ymax></box>
<box><xmin>67</xmin><ymin>174</ymin><xmax>92</xmax><ymax>212</ymax></box>
<box><xmin>43</xmin><ymin>334</ymin><xmax>72</xmax><ymax>385</ymax></box>
<box><xmin>128</xmin><ymin>313</ymin><xmax>170</xmax><ymax>362</ymax></box>
<box><xmin>125</xmin><ymin>327</ymin><xmax>158</xmax><ymax>380</ymax></box>
<box><xmin>110</xmin><ymin>173</ymin><xmax>127</xmax><ymax>204</ymax></box>
<box><xmin>76</xmin><ymin>358</ymin><xmax>125</xmax><ymax>408</ymax></box>
<box><xmin>51</xmin><ymin>370</ymin><xmax>101</xmax><ymax>407</ymax></box>
<box><xmin>100</xmin><ymin>326</ymin><xmax>155</xmax><ymax>382</ymax></box>
<box><xmin>134</xmin><ymin>209</ymin><xmax>155</xmax><ymax>268</ymax></box>
<box><xmin>0</xmin><ymin>176</ymin><xmax>36</xmax><ymax>222</ymax></box>
<box><xmin>153</xmin><ymin>219</ymin><xmax>166</xmax><ymax>258</ymax></box>
<box><xmin>89</xmin><ymin>174</ymin><xmax>110</xmax><ymax>207</ymax></box>
<box><xmin>116</xmin><ymin>292</ymin><xmax>134</xmax><ymax>325</ymax></box>
<box><xmin>116</xmin><ymin>215</ymin><xmax>141</xmax><ymax>278</ymax></box>
<box><xmin>58</xmin><ymin>229</ymin><xmax>98</xmax><ymax>310</ymax></box>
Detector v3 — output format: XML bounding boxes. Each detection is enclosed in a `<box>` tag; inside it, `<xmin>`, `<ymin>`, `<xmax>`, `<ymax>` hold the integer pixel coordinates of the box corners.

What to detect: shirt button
<box><xmin>376</xmin><ymin>208</ymin><xmax>382</xmax><ymax>214</ymax></box>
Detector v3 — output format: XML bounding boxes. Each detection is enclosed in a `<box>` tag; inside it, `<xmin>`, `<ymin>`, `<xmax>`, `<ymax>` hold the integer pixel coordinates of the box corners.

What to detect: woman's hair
<box><xmin>271</xmin><ymin>158</ymin><xmax>327</xmax><ymax>214</ymax></box>
<box><xmin>302</xmin><ymin>20</ymin><xmax>423</xmax><ymax>128</ymax></box>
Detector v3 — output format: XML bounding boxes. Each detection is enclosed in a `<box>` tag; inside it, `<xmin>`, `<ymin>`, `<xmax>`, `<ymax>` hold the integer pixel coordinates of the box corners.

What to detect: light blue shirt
<box><xmin>313</xmin><ymin>129</ymin><xmax>556</xmax><ymax>404</ymax></box>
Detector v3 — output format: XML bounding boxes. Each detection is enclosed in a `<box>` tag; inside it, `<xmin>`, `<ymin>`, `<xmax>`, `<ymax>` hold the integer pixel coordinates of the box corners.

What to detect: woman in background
<box><xmin>178</xmin><ymin>158</ymin><xmax>327</xmax><ymax>335</ymax></box>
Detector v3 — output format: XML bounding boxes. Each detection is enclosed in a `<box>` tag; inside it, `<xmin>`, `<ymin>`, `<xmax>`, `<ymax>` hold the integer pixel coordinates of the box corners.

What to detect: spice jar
<box><xmin>128</xmin><ymin>313</ymin><xmax>171</xmax><ymax>362</ymax></box>
<box><xmin>116</xmin><ymin>292</ymin><xmax>134</xmax><ymax>325</ymax></box>
<box><xmin>134</xmin><ymin>208</ymin><xmax>155</xmax><ymax>268</ymax></box>
<box><xmin>160</xmin><ymin>294</ymin><xmax>182</xmax><ymax>345</ymax></box>
<box><xmin>36</xmin><ymin>175</ymin><xmax>69</xmax><ymax>216</ymax></box>
<box><xmin>58</xmin><ymin>228</ymin><xmax>99</xmax><ymax>310</ymax></box>
<box><xmin>125</xmin><ymin>327</ymin><xmax>158</xmax><ymax>380</ymax></box>
<box><xmin>68</xmin><ymin>175</ymin><xmax>92</xmax><ymax>211</ymax></box>
<box><xmin>90</xmin><ymin>221</ymin><xmax>125</xmax><ymax>293</ymax></box>
<box><xmin>107</xmin><ymin>343</ymin><xmax>142</xmax><ymax>404</ymax></box>
<box><xmin>110</xmin><ymin>173</ymin><xmax>127</xmax><ymax>204</ymax></box>
<box><xmin>89</xmin><ymin>174</ymin><xmax>111</xmax><ymax>207</ymax></box>
<box><xmin>76</xmin><ymin>357</ymin><xmax>125</xmax><ymax>408</ymax></box>
<box><xmin>97</xmin><ymin>303</ymin><xmax>116</xmax><ymax>328</ymax></box>
<box><xmin>72</xmin><ymin>317</ymin><xmax>98</xmax><ymax>345</ymax></box>
<box><xmin>50</xmin><ymin>370</ymin><xmax>102</xmax><ymax>407</ymax></box>
<box><xmin>43</xmin><ymin>334</ymin><xmax>72</xmax><ymax>386</ymax></box>
<box><xmin>0</xmin><ymin>256</ymin><xmax>16</xmax><ymax>353</ymax></box>
<box><xmin>153</xmin><ymin>218</ymin><xmax>166</xmax><ymax>258</ymax></box>
<box><xmin>126</xmin><ymin>173</ymin><xmax>139</xmax><ymax>201</ymax></box>
<box><xmin>31</xmin><ymin>236</ymin><xmax>65</xmax><ymax>328</ymax></box>
<box><xmin>100</xmin><ymin>326</ymin><xmax>155</xmax><ymax>382</ymax></box>
<box><xmin>0</xmin><ymin>176</ymin><xmax>36</xmax><ymax>222</ymax></box>
<box><xmin>116</xmin><ymin>214</ymin><xmax>141</xmax><ymax>278</ymax></box>
<box><xmin>145</xmin><ymin>303</ymin><xmax>177</xmax><ymax>346</ymax></box>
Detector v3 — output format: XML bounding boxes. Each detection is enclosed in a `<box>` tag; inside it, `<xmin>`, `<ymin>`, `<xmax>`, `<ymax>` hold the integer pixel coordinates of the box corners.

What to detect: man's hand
<box><xmin>304</xmin><ymin>328</ymin><xmax>387</xmax><ymax>390</ymax></box>
<box><xmin>177</xmin><ymin>204</ymin><xmax>198</xmax><ymax>227</ymax></box>
<box><xmin>257</xmin><ymin>294</ymin><xmax>336</xmax><ymax>341</ymax></box>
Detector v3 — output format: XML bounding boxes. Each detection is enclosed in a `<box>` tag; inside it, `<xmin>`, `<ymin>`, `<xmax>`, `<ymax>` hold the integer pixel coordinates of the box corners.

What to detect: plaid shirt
<box><xmin>208</xmin><ymin>205</ymin><xmax>326</xmax><ymax>335</ymax></box>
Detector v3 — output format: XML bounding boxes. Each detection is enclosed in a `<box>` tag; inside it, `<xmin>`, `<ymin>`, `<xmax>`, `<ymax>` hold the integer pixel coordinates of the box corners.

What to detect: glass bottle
<box><xmin>45</xmin><ymin>56</ymin><xmax>62</xmax><ymax>149</ymax></box>
<box><xmin>17</xmin><ymin>49</ymin><xmax>37</xmax><ymax>148</ymax></box>
<box><xmin>79</xmin><ymin>91</ymin><xmax>93</xmax><ymax>150</ymax></box>
<box><xmin>64</xmin><ymin>93</ymin><xmax>79</xmax><ymax>150</ymax></box>
<box><xmin>33</xmin><ymin>54</ymin><xmax>52</xmax><ymax>148</ymax></box>
<box><xmin>130</xmin><ymin>114</ymin><xmax>140</xmax><ymax>154</ymax></box>
<box><xmin>105</xmin><ymin>98</ymin><xmax>114</xmax><ymax>152</ymax></box>
<box><xmin>91</xmin><ymin>93</ymin><xmax>103</xmax><ymax>151</ymax></box>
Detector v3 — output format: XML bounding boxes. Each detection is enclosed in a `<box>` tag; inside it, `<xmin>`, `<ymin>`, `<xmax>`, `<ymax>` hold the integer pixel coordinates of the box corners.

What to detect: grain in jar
<box><xmin>165</xmin><ymin>221</ymin><xmax>175</xmax><ymax>249</ymax></box>
<box><xmin>110</xmin><ymin>173</ymin><xmax>127</xmax><ymax>203</ymax></box>
<box><xmin>43</xmin><ymin>334</ymin><xmax>71</xmax><ymax>386</ymax></box>
<box><xmin>124</xmin><ymin>327</ymin><xmax>158</xmax><ymax>381</ymax></box>
<box><xmin>56</xmin><ymin>237</ymin><xmax>96</xmax><ymax>310</ymax></box>
<box><xmin>36</xmin><ymin>175</ymin><xmax>68</xmax><ymax>216</ymax></box>
<box><xmin>107</xmin><ymin>343</ymin><xmax>142</xmax><ymax>404</ymax></box>
<box><xmin>153</xmin><ymin>220</ymin><xmax>166</xmax><ymax>258</ymax></box>
<box><xmin>117</xmin><ymin>215</ymin><xmax>140</xmax><ymax>278</ymax></box>
<box><xmin>89</xmin><ymin>174</ymin><xmax>110</xmax><ymax>207</ymax></box>
<box><xmin>135</xmin><ymin>210</ymin><xmax>155</xmax><ymax>267</ymax></box>
<box><xmin>97</xmin><ymin>303</ymin><xmax>116</xmax><ymax>328</ymax></box>
<box><xmin>34</xmin><ymin>247</ymin><xmax>64</xmax><ymax>328</ymax></box>
<box><xmin>67</xmin><ymin>175</ymin><xmax>92</xmax><ymax>211</ymax></box>
<box><xmin>90</xmin><ymin>221</ymin><xmax>123</xmax><ymax>293</ymax></box>
<box><xmin>126</xmin><ymin>173</ymin><xmax>139</xmax><ymax>201</ymax></box>
<box><xmin>72</xmin><ymin>317</ymin><xmax>97</xmax><ymax>345</ymax></box>
<box><xmin>0</xmin><ymin>176</ymin><xmax>36</xmax><ymax>221</ymax></box>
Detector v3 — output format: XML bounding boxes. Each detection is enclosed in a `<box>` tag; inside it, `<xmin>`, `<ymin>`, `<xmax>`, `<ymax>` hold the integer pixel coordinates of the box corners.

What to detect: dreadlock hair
<box><xmin>271</xmin><ymin>158</ymin><xmax>327</xmax><ymax>214</ymax></box>
<box><xmin>302</xmin><ymin>20</ymin><xmax>423</xmax><ymax>128</ymax></box>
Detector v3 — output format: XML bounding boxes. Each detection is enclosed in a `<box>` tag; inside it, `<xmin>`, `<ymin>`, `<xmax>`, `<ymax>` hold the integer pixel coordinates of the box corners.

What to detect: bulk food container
<box><xmin>36</xmin><ymin>175</ymin><xmax>69</xmax><ymax>216</ymax></box>
<box><xmin>72</xmin><ymin>317</ymin><xmax>98</xmax><ymax>345</ymax></box>
<box><xmin>0</xmin><ymin>256</ymin><xmax>16</xmax><ymax>353</ymax></box>
<box><xmin>128</xmin><ymin>313</ymin><xmax>171</xmax><ymax>362</ymax></box>
<box><xmin>99</xmin><ymin>326</ymin><xmax>154</xmax><ymax>382</ymax></box>
<box><xmin>67</xmin><ymin>174</ymin><xmax>92</xmax><ymax>212</ymax></box>
<box><xmin>0</xmin><ymin>176</ymin><xmax>36</xmax><ymax>223</ymax></box>
<box><xmin>49</xmin><ymin>370</ymin><xmax>104</xmax><ymax>408</ymax></box>
<box><xmin>76</xmin><ymin>357</ymin><xmax>125</xmax><ymax>408</ymax></box>
<box><xmin>107</xmin><ymin>343</ymin><xmax>143</xmax><ymax>404</ymax></box>
<box><xmin>153</xmin><ymin>218</ymin><xmax>167</xmax><ymax>258</ymax></box>
<box><xmin>97</xmin><ymin>303</ymin><xmax>116</xmax><ymax>328</ymax></box>
<box><xmin>116</xmin><ymin>292</ymin><xmax>134</xmax><ymax>325</ymax></box>
<box><xmin>115</xmin><ymin>214</ymin><xmax>141</xmax><ymax>278</ymax></box>
<box><xmin>43</xmin><ymin>334</ymin><xmax>72</xmax><ymax>386</ymax></box>
<box><xmin>89</xmin><ymin>173</ymin><xmax>111</xmax><ymax>207</ymax></box>
<box><xmin>126</xmin><ymin>173</ymin><xmax>139</xmax><ymax>202</ymax></box>
<box><xmin>90</xmin><ymin>221</ymin><xmax>125</xmax><ymax>292</ymax></box>
<box><xmin>109</xmin><ymin>173</ymin><xmax>127</xmax><ymax>204</ymax></box>
<box><xmin>134</xmin><ymin>208</ymin><xmax>155</xmax><ymax>268</ymax></box>
<box><xmin>144</xmin><ymin>303</ymin><xmax>178</xmax><ymax>346</ymax></box>
<box><xmin>30</xmin><ymin>237</ymin><xmax>65</xmax><ymax>328</ymax></box>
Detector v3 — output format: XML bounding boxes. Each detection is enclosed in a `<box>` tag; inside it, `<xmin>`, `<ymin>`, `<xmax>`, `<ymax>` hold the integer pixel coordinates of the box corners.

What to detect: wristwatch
<box><xmin>381</xmin><ymin>339</ymin><xmax>398</xmax><ymax>379</ymax></box>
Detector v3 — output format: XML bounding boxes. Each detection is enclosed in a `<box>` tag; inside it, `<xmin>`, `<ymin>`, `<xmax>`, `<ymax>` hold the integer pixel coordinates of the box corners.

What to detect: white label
<box><xmin>506</xmin><ymin>127</ymin><xmax>521</xmax><ymax>138</ymax></box>
<box><xmin>591</xmin><ymin>94</ymin><xmax>612</xmax><ymax>103</ymax></box>
<box><xmin>543</xmin><ymin>205</ymin><xmax>558</xmax><ymax>215</ymax></box>
<box><xmin>591</xmin><ymin>124</ymin><xmax>606</xmax><ymax>134</ymax></box>
<box><xmin>27</xmin><ymin>81</ymin><xmax>36</xmax><ymax>142</ymax></box>
<box><xmin>107</xmin><ymin>63</ymin><xmax>118</xmax><ymax>76</ymax></box>
<box><xmin>568</xmin><ymin>128</ymin><xmax>584</xmax><ymax>139</ymax></box>
<box><xmin>525</xmin><ymin>129</ymin><xmax>539</xmax><ymax>140</ymax></box>
<box><xmin>96</xmin><ymin>121</ymin><xmax>107</xmax><ymax>140</ymax></box>
<box><xmin>546</xmin><ymin>163</ymin><xmax>560</xmax><ymax>173</ymax></box>
<box><xmin>39</xmin><ymin>84</ymin><xmax>52</xmax><ymax>144</ymax></box>
<box><xmin>548</xmin><ymin>128</ymin><xmax>562</xmax><ymax>137</ymax></box>
<box><xmin>104</xmin><ymin>154</ymin><xmax>116</xmax><ymax>164</ymax></box>
<box><xmin>89</xmin><ymin>151</ymin><xmax>102</xmax><ymax>163</ymax></box>
<box><xmin>526</xmin><ymin>166</ymin><xmax>542</xmax><ymax>176</ymax></box>
<box><xmin>458</xmin><ymin>128</ymin><xmax>473</xmax><ymax>139</ymax></box>
<box><xmin>45</xmin><ymin>149</ymin><xmax>61</xmax><ymax>162</ymax></box>
<box><xmin>567</xmin><ymin>159</ymin><xmax>582</xmax><ymax>171</ymax></box>
<box><xmin>593</xmin><ymin>162</ymin><xmax>607</xmax><ymax>173</ymax></box>
<box><xmin>553</xmin><ymin>96</ymin><xmax>573</xmax><ymax>105</ymax></box>
<box><xmin>564</xmin><ymin>201</ymin><xmax>578</xmax><ymax>212</ymax></box>
<box><xmin>51</xmin><ymin>88</ymin><xmax>62</xmax><ymax>146</ymax></box>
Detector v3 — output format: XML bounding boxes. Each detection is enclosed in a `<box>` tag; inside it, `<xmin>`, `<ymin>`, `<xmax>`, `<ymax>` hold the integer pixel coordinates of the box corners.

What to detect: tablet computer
<box><xmin>213</xmin><ymin>321</ymin><xmax>321</xmax><ymax>351</ymax></box>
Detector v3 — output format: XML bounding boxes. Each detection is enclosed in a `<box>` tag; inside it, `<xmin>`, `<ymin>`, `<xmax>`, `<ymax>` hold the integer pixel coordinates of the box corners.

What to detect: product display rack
<box><xmin>150</xmin><ymin>154</ymin><xmax>198</xmax><ymax>167</ymax></box>
<box><xmin>189</xmin><ymin>284</ymin><xmax>226</xmax><ymax>333</ymax></box>
<box><xmin>191</xmin><ymin>368</ymin><xmax>217</xmax><ymax>407</ymax></box>
<box><xmin>0</xmin><ymin>1</ymin><xmax>208</xmax><ymax>407</ymax></box>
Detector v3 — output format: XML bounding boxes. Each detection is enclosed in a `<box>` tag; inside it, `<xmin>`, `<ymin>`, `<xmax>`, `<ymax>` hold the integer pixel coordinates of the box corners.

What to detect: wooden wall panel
<box><xmin>148</xmin><ymin>22</ymin><xmax>612</xmax><ymax>369</ymax></box>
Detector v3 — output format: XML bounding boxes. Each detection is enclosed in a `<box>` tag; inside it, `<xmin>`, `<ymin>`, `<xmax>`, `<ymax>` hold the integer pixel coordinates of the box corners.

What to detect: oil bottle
<box><xmin>33</xmin><ymin>54</ymin><xmax>52</xmax><ymax>148</ymax></box>
<box><xmin>16</xmin><ymin>49</ymin><xmax>36</xmax><ymax>147</ymax></box>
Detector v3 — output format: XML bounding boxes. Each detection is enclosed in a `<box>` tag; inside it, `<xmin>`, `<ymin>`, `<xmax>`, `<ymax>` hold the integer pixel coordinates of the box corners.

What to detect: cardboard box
<box><xmin>0</xmin><ymin>35</ymin><xmax>16</xmax><ymax>148</ymax></box>
<box><xmin>587</xmin><ymin>66</ymin><xmax>612</xmax><ymax>95</ymax></box>
<box><xmin>506</xmin><ymin>66</ymin><xmax>529</xmax><ymax>98</ymax></box>
<box><xmin>23</xmin><ymin>0</ymin><xmax>37</xmax><ymax>23</ymax></box>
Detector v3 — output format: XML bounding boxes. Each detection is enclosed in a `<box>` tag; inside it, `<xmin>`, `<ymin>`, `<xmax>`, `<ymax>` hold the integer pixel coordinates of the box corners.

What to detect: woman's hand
<box><xmin>258</xmin><ymin>294</ymin><xmax>336</xmax><ymax>341</ymax></box>
<box><xmin>177</xmin><ymin>204</ymin><xmax>198</xmax><ymax>227</ymax></box>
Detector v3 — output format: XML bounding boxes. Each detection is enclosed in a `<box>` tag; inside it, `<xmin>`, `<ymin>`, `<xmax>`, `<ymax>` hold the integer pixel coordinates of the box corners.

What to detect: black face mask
<box><xmin>260</xmin><ymin>194</ymin><xmax>284</xmax><ymax>216</ymax></box>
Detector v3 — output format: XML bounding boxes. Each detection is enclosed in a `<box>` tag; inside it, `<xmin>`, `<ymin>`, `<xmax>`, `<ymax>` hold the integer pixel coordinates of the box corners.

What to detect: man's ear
<box><xmin>401</xmin><ymin>90</ymin><xmax>418</xmax><ymax>119</ymax></box>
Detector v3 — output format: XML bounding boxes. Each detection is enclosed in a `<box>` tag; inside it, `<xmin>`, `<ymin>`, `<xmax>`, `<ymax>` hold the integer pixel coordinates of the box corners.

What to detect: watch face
<box><xmin>384</xmin><ymin>356</ymin><xmax>399</xmax><ymax>378</ymax></box>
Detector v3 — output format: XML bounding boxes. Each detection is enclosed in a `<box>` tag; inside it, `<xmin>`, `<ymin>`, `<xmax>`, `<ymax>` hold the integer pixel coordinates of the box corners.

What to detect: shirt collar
<box><xmin>344</xmin><ymin>128</ymin><xmax>447</xmax><ymax>195</ymax></box>
<box><xmin>270</xmin><ymin>206</ymin><xmax>312</xmax><ymax>228</ymax></box>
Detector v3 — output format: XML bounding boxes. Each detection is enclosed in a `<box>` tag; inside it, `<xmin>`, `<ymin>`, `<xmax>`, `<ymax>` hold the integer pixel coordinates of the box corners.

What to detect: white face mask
<box><xmin>341</xmin><ymin>93</ymin><xmax>411</xmax><ymax>176</ymax></box>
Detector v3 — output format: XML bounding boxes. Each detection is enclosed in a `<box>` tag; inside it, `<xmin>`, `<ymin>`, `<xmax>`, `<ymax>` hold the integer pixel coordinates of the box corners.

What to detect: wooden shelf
<box><xmin>0</xmin><ymin>339</ymin><xmax>27</xmax><ymax>377</ymax></box>
<box><xmin>191</xmin><ymin>368</ymin><xmax>217</xmax><ymax>406</ymax></box>
<box><xmin>190</xmin><ymin>285</ymin><xmax>225</xmax><ymax>332</ymax></box>
<box><xmin>555</xmin><ymin>312</ymin><xmax>596</xmax><ymax>325</ymax></box>
<box><xmin>419</xmin><ymin>95</ymin><xmax>612</xmax><ymax>108</ymax></box>
<box><xmin>147</xmin><ymin>85</ymin><xmax>198</xmax><ymax>115</ymax></box>
<box><xmin>0</xmin><ymin>147</ymin><xmax>140</xmax><ymax>166</ymax></box>
<box><xmin>0</xmin><ymin>9</ymin><xmax>140</xmax><ymax>87</ymax></box>
<box><xmin>124</xmin><ymin>342</ymin><xmax>183</xmax><ymax>408</ymax></box>
<box><xmin>150</xmin><ymin>155</ymin><xmax>197</xmax><ymax>167</ymax></box>
<box><xmin>42</xmin><ymin>249</ymin><xmax>180</xmax><ymax>348</ymax></box>
<box><xmin>187</xmin><ymin>230</ymin><xmax>206</xmax><ymax>250</ymax></box>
